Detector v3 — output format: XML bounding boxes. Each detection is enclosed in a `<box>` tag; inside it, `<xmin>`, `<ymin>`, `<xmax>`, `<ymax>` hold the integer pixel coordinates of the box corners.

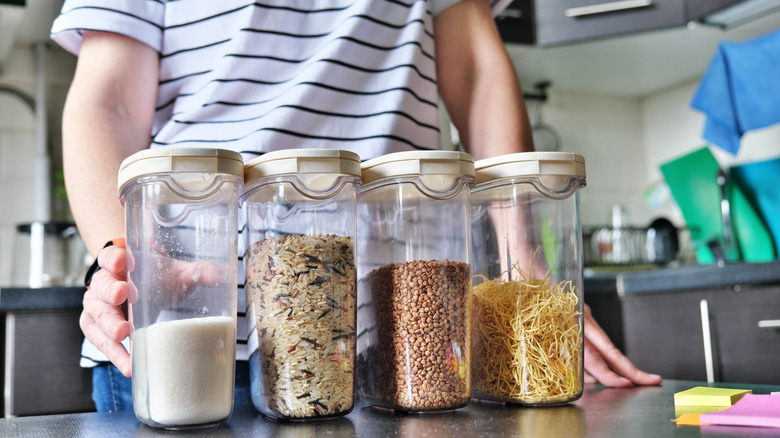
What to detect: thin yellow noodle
<box><xmin>472</xmin><ymin>250</ymin><xmax>582</xmax><ymax>404</ymax></box>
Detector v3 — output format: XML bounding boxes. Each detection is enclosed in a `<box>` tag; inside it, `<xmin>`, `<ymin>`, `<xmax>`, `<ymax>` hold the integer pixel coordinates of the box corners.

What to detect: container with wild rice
<box><xmin>356</xmin><ymin>151</ymin><xmax>475</xmax><ymax>412</ymax></box>
<box><xmin>241</xmin><ymin>149</ymin><xmax>360</xmax><ymax>420</ymax></box>
<box><xmin>470</xmin><ymin>152</ymin><xmax>586</xmax><ymax>406</ymax></box>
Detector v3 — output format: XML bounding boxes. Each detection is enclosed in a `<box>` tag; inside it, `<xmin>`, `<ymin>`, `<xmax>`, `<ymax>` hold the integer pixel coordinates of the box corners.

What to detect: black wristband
<box><xmin>84</xmin><ymin>240</ymin><xmax>117</xmax><ymax>288</ymax></box>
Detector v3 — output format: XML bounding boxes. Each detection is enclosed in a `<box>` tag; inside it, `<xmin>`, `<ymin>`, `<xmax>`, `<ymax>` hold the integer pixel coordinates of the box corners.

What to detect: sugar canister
<box><xmin>119</xmin><ymin>147</ymin><xmax>243</xmax><ymax>428</ymax></box>
<box><xmin>470</xmin><ymin>152</ymin><xmax>586</xmax><ymax>405</ymax></box>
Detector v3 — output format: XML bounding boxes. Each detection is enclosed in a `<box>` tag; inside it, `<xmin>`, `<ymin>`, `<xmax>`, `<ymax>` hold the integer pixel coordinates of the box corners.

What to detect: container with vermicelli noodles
<box><xmin>470</xmin><ymin>152</ymin><xmax>586</xmax><ymax>406</ymax></box>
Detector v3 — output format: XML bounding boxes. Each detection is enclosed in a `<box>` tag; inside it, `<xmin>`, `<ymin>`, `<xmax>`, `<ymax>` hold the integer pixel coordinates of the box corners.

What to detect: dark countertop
<box><xmin>0</xmin><ymin>286</ymin><xmax>85</xmax><ymax>312</ymax></box>
<box><xmin>2</xmin><ymin>380</ymin><xmax>780</xmax><ymax>437</ymax></box>
<box><xmin>616</xmin><ymin>260</ymin><xmax>780</xmax><ymax>295</ymax></box>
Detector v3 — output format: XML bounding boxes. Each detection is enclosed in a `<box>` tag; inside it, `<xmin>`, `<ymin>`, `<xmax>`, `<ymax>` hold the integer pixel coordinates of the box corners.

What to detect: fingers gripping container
<box><xmin>241</xmin><ymin>149</ymin><xmax>361</xmax><ymax>420</ymax></box>
<box><xmin>356</xmin><ymin>151</ymin><xmax>475</xmax><ymax>412</ymax></box>
<box><xmin>118</xmin><ymin>147</ymin><xmax>243</xmax><ymax>429</ymax></box>
<box><xmin>470</xmin><ymin>152</ymin><xmax>586</xmax><ymax>405</ymax></box>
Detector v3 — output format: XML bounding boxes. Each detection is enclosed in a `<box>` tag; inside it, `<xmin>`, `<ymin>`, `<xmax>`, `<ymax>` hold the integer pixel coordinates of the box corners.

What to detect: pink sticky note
<box><xmin>700</xmin><ymin>394</ymin><xmax>780</xmax><ymax>428</ymax></box>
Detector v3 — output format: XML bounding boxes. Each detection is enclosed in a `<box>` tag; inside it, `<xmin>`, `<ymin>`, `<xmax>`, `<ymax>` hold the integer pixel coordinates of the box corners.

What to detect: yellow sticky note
<box><xmin>674</xmin><ymin>405</ymin><xmax>728</xmax><ymax>417</ymax></box>
<box><xmin>674</xmin><ymin>387</ymin><xmax>752</xmax><ymax>407</ymax></box>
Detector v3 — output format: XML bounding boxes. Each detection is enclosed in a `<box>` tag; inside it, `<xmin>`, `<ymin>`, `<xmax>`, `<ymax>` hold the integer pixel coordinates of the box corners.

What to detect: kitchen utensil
<box><xmin>12</xmin><ymin>221</ymin><xmax>85</xmax><ymax>288</ymax></box>
<box><xmin>730</xmin><ymin>157</ymin><xmax>780</xmax><ymax>255</ymax></box>
<box><xmin>530</xmin><ymin>82</ymin><xmax>560</xmax><ymax>152</ymax></box>
<box><xmin>647</xmin><ymin>217</ymin><xmax>679</xmax><ymax>265</ymax></box>
<box><xmin>660</xmin><ymin>147</ymin><xmax>775</xmax><ymax>264</ymax></box>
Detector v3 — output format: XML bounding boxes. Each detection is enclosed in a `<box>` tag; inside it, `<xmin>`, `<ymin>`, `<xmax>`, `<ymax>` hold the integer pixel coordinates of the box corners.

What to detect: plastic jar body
<box><xmin>356</xmin><ymin>151</ymin><xmax>475</xmax><ymax>412</ymax></box>
<box><xmin>120</xmin><ymin>148</ymin><xmax>243</xmax><ymax>429</ymax></box>
<box><xmin>470</xmin><ymin>152</ymin><xmax>586</xmax><ymax>406</ymax></box>
<box><xmin>241</xmin><ymin>150</ymin><xmax>360</xmax><ymax>420</ymax></box>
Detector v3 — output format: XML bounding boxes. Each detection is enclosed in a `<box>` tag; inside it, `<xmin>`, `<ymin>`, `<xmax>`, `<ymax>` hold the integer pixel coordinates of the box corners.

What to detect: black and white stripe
<box><xmin>52</xmin><ymin>0</ymin><xmax>460</xmax><ymax>160</ymax></box>
<box><xmin>53</xmin><ymin>0</ymin><xmax>509</xmax><ymax>367</ymax></box>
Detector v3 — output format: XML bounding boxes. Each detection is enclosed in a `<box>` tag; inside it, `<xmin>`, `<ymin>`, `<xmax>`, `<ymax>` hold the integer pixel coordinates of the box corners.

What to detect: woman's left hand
<box><xmin>583</xmin><ymin>304</ymin><xmax>663</xmax><ymax>387</ymax></box>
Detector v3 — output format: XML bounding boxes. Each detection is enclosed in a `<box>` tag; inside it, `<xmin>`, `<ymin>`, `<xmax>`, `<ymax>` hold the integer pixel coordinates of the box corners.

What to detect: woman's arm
<box><xmin>63</xmin><ymin>30</ymin><xmax>159</xmax><ymax>256</ymax></box>
<box><xmin>434</xmin><ymin>1</ymin><xmax>662</xmax><ymax>388</ymax></box>
<box><xmin>433</xmin><ymin>0</ymin><xmax>534</xmax><ymax>159</ymax></box>
<box><xmin>63</xmin><ymin>30</ymin><xmax>159</xmax><ymax>376</ymax></box>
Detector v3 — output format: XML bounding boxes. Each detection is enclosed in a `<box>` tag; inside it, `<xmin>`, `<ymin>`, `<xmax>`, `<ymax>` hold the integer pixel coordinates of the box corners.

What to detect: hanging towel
<box><xmin>691</xmin><ymin>28</ymin><xmax>780</xmax><ymax>155</ymax></box>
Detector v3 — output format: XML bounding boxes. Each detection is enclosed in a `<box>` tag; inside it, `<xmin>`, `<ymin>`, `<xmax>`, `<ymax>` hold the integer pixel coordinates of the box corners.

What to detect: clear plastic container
<box><xmin>470</xmin><ymin>152</ymin><xmax>586</xmax><ymax>405</ymax></box>
<box><xmin>356</xmin><ymin>150</ymin><xmax>475</xmax><ymax>412</ymax></box>
<box><xmin>241</xmin><ymin>149</ymin><xmax>361</xmax><ymax>420</ymax></box>
<box><xmin>119</xmin><ymin>147</ymin><xmax>243</xmax><ymax>429</ymax></box>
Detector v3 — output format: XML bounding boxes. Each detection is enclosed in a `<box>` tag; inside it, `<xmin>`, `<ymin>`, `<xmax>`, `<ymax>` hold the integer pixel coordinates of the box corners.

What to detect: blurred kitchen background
<box><xmin>3</xmin><ymin>1</ymin><xmax>780</xmax><ymax>284</ymax></box>
<box><xmin>1</xmin><ymin>0</ymin><xmax>780</xmax><ymax>416</ymax></box>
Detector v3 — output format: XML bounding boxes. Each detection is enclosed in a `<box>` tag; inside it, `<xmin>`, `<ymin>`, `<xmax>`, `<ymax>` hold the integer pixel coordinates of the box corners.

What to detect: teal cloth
<box><xmin>691</xmin><ymin>29</ymin><xmax>780</xmax><ymax>155</ymax></box>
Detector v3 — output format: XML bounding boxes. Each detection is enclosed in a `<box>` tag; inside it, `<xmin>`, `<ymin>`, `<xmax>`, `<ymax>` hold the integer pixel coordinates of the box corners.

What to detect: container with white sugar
<box><xmin>118</xmin><ymin>147</ymin><xmax>243</xmax><ymax>429</ymax></box>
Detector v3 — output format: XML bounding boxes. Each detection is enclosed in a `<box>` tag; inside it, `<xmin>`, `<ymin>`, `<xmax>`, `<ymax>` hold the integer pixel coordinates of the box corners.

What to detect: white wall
<box><xmin>0</xmin><ymin>44</ymin><xmax>76</xmax><ymax>285</ymax></box>
<box><xmin>530</xmin><ymin>91</ymin><xmax>652</xmax><ymax>227</ymax></box>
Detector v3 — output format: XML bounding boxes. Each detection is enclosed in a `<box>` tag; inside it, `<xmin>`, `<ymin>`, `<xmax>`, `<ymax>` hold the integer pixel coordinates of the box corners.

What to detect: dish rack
<box><xmin>583</xmin><ymin>225</ymin><xmax>692</xmax><ymax>267</ymax></box>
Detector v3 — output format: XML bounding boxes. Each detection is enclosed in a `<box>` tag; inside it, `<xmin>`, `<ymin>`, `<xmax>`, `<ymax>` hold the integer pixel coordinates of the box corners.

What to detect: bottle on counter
<box><xmin>241</xmin><ymin>149</ymin><xmax>361</xmax><ymax>420</ymax></box>
<box><xmin>470</xmin><ymin>152</ymin><xmax>586</xmax><ymax>406</ymax></box>
<box><xmin>356</xmin><ymin>150</ymin><xmax>475</xmax><ymax>412</ymax></box>
<box><xmin>119</xmin><ymin>147</ymin><xmax>243</xmax><ymax>429</ymax></box>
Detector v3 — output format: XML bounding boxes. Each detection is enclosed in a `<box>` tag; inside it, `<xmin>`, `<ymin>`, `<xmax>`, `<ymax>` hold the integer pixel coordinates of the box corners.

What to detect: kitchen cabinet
<box><xmin>3</xmin><ymin>311</ymin><xmax>94</xmax><ymax>417</ymax></box>
<box><xmin>584</xmin><ymin>273</ymin><xmax>626</xmax><ymax>352</ymax></box>
<box><xmin>535</xmin><ymin>0</ymin><xmax>687</xmax><ymax>47</ymax></box>
<box><xmin>495</xmin><ymin>0</ymin><xmax>535</xmax><ymax>44</ymax></box>
<box><xmin>619</xmin><ymin>264</ymin><xmax>780</xmax><ymax>385</ymax></box>
<box><xmin>498</xmin><ymin>0</ymin><xmax>746</xmax><ymax>47</ymax></box>
<box><xmin>0</xmin><ymin>286</ymin><xmax>94</xmax><ymax>417</ymax></box>
<box><xmin>686</xmin><ymin>0</ymin><xmax>742</xmax><ymax>22</ymax></box>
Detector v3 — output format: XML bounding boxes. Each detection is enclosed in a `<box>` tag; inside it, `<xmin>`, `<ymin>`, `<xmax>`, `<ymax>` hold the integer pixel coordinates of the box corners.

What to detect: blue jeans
<box><xmin>92</xmin><ymin>361</ymin><xmax>252</xmax><ymax>412</ymax></box>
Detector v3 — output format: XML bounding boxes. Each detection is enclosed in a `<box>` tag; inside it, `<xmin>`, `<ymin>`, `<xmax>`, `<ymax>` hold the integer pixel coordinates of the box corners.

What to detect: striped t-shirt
<box><xmin>51</xmin><ymin>0</ymin><xmax>508</xmax><ymax>366</ymax></box>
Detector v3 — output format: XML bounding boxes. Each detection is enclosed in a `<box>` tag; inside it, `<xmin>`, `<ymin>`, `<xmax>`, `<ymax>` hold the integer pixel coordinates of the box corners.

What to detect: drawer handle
<box><xmin>758</xmin><ymin>319</ymin><xmax>780</xmax><ymax>328</ymax></box>
<box><xmin>700</xmin><ymin>299</ymin><xmax>715</xmax><ymax>383</ymax></box>
<box><xmin>565</xmin><ymin>0</ymin><xmax>653</xmax><ymax>18</ymax></box>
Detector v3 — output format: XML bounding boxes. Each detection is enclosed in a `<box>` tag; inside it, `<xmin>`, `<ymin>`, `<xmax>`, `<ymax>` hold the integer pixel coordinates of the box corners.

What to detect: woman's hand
<box><xmin>80</xmin><ymin>244</ymin><xmax>133</xmax><ymax>377</ymax></box>
<box><xmin>80</xmin><ymin>242</ymin><xmax>226</xmax><ymax>378</ymax></box>
<box><xmin>583</xmin><ymin>304</ymin><xmax>663</xmax><ymax>387</ymax></box>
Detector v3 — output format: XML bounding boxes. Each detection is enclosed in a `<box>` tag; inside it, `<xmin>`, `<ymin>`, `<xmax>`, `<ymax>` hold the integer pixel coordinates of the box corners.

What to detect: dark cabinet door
<box><xmin>686</xmin><ymin>0</ymin><xmax>743</xmax><ymax>21</ymax></box>
<box><xmin>622</xmin><ymin>284</ymin><xmax>780</xmax><ymax>384</ymax></box>
<box><xmin>622</xmin><ymin>289</ymin><xmax>708</xmax><ymax>381</ymax></box>
<box><xmin>706</xmin><ymin>286</ymin><xmax>780</xmax><ymax>384</ymax></box>
<box><xmin>535</xmin><ymin>0</ymin><xmax>687</xmax><ymax>47</ymax></box>
<box><xmin>495</xmin><ymin>0</ymin><xmax>535</xmax><ymax>44</ymax></box>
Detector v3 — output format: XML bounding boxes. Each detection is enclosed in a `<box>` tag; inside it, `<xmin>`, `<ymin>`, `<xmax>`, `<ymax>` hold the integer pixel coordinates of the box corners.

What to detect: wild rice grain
<box><xmin>246</xmin><ymin>234</ymin><xmax>356</xmax><ymax>418</ymax></box>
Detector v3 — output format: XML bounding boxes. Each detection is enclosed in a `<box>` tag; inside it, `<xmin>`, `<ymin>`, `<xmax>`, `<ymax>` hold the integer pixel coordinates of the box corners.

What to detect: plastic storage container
<box><xmin>119</xmin><ymin>147</ymin><xmax>243</xmax><ymax>429</ymax></box>
<box><xmin>356</xmin><ymin>150</ymin><xmax>475</xmax><ymax>412</ymax></box>
<box><xmin>470</xmin><ymin>152</ymin><xmax>586</xmax><ymax>405</ymax></box>
<box><xmin>241</xmin><ymin>149</ymin><xmax>361</xmax><ymax>420</ymax></box>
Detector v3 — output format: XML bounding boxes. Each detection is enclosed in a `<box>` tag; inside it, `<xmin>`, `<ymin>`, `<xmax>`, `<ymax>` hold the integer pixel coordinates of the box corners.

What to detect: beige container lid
<box><xmin>475</xmin><ymin>152</ymin><xmax>586</xmax><ymax>184</ymax></box>
<box><xmin>360</xmin><ymin>150</ymin><xmax>475</xmax><ymax>185</ymax></box>
<box><xmin>243</xmin><ymin>149</ymin><xmax>361</xmax><ymax>193</ymax></box>
<box><xmin>244</xmin><ymin>149</ymin><xmax>361</xmax><ymax>180</ymax></box>
<box><xmin>118</xmin><ymin>147</ymin><xmax>244</xmax><ymax>194</ymax></box>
